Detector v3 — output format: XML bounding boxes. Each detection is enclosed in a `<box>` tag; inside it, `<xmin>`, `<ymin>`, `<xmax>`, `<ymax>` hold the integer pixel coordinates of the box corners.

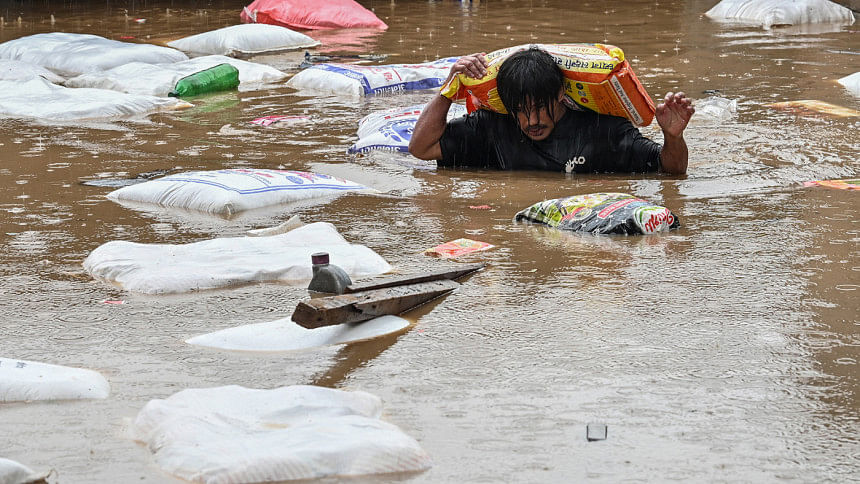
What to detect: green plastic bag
<box><xmin>168</xmin><ymin>63</ymin><xmax>240</xmax><ymax>97</ymax></box>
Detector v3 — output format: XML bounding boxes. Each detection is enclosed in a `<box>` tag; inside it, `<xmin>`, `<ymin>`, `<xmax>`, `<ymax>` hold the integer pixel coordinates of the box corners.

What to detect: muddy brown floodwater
<box><xmin>1</xmin><ymin>0</ymin><xmax>858</xmax><ymax>482</ymax></box>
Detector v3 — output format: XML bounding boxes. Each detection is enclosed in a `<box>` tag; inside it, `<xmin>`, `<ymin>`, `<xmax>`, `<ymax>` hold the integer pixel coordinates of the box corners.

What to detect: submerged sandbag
<box><xmin>0</xmin><ymin>59</ymin><xmax>64</xmax><ymax>83</ymax></box>
<box><xmin>0</xmin><ymin>32</ymin><xmax>188</xmax><ymax>77</ymax></box>
<box><xmin>286</xmin><ymin>58</ymin><xmax>456</xmax><ymax>96</ymax></box>
<box><xmin>66</xmin><ymin>55</ymin><xmax>286</xmax><ymax>97</ymax></box>
<box><xmin>515</xmin><ymin>193</ymin><xmax>680</xmax><ymax>235</ymax></box>
<box><xmin>186</xmin><ymin>315</ymin><xmax>410</xmax><ymax>352</ymax></box>
<box><xmin>106</xmin><ymin>169</ymin><xmax>371</xmax><ymax>217</ymax></box>
<box><xmin>83</xmin><ymin>222</ymin><xmax>391</xmax><ymax>294</ymax></box>
<box><xmin>0</xmin><ymin>458</ymin><xmax>49</xmax><ymax>484</ymax></box>
<box><xmin>838</xmin><ymin>72</ymin><xmax>860</xmax><ymax>97</ymax></box>
<box><xmin>0</xmin><ymin>357</ymin><xmax>110</xmax><ymax>402</ymax></box>
<box><xmin>349</xmin><ymin>103</ymin><xmax>467</xmax><ymax>154</ymax></box>
<box><xmin>130</xmin><ymin>385</ymin><xmax>430</xmax><ymax>483</ymax></box>
<box><xmin>167</xmin><ymin>23</ymin><xmax>319</xmax><ymax>57</ymax></box>
<box><xmin>0</xmin><ymin>78</ymin><xmax>191</xmax><ymax>121</ymax></box>
<box><xmin>241</xmin><ymin>0</ymin><xmax>388</xmax><ymax>30</ymax></box>
<box><xmin>705</xmin><ymin>0</ymin><xmax>855</xmax><ymax>28</ymax></box>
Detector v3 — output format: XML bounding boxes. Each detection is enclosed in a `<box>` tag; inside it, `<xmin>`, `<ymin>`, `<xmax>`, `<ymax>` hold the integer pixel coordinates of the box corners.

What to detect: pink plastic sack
<box><xmin>241</xmin><ymin>0</ymin><xmax>388</xmax><ymax>30</ymax></box>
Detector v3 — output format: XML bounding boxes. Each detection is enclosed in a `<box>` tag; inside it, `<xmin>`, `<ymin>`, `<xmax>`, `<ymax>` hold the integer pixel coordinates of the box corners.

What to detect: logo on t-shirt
<box><xmin>565</xmin><ymin>156</ymin><xmax>586</xmax><ymax>173</ymax></box>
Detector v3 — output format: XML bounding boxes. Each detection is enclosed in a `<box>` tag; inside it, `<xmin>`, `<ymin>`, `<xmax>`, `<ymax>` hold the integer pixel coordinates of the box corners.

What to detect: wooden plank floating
<box><xmin>344</xmin><ymin>263</ymin><xmax>484</xmax><ymax>293</ymax></box>
<box><xmin>292</xmin><ymin>280</ymin><xmax>460</xmax><ymax>329</ymax></box>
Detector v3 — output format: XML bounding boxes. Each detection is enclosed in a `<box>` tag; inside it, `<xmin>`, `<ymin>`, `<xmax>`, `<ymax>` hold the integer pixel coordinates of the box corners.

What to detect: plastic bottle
<box><xmin>308</xmin><ymin>252</ymin><xmax>352</xmax><ymax>294</ymax></box>
<box><xmin>168</xmin><ymin>63</ymin><xmax>240</xmax><ymax>97</ymax></box>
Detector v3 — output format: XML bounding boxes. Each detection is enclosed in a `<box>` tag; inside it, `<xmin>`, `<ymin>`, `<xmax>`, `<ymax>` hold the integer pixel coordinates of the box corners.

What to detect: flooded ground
<box><xmin>0</xmin><ymin>0</ymin><xmax>858</xmax><ymax>482</ymax></box>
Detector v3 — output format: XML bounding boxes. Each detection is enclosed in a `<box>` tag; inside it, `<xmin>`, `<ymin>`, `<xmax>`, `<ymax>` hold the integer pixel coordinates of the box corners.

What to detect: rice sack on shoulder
<box><xmin>441</xmin><ymin>43</ymin><xmax>655</xmax><ymax>127</ymax></box>
<box><xmin>515</xmin><ymin>193</ymin><xmax>679</xmax><ymax>235</ymax></box>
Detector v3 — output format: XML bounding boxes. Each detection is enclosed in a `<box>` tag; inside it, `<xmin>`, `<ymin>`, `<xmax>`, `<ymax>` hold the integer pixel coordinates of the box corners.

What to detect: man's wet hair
<box><xmin>496</xmin><ymin>47</ymin><xmax>564</xmax><ymax>122</ymax></box>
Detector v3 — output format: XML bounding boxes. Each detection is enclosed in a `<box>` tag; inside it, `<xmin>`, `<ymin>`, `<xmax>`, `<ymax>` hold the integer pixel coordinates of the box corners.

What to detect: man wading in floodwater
<box><xmin>409</xmin><ymin>47</ymin><xmax>694</xmax><ymax>175</ymax></box>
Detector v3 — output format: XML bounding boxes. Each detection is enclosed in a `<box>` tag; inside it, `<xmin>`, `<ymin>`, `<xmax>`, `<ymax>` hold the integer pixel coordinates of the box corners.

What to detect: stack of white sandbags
<box><xmin>0</xmin><ymin>33</ymin><xmax>194</xmax><ymax>120</ymax></box>
<box><xmin>66</xmin><ymin>55</ymin><xmax>287</xmax><ymax>96</ymax></box>
<box><xmin>0</xmin><ymin>32</ymin><xmax>188</xmax><ymax>77</ymax></box>
<box><xmin>129</xmin><ymin>385</ymin><xmax>431</xmax><ymax>482</ymax></box>
<box><xmin>0</xmin><ymin>77</ymin><xmax>190</xmax><ymax>121</ymax></box>
<box><xmin>0</xmin><ymin>59</ymin><xmax>64</xmax><ymax>83</ymax></box>
<box><xmin>167</xmin><ymin>23</ymin><xmax>319</xmax><ymax>57</ymax></box>
<box><xmin>705</xmin><ymin>0</ymin><xmax>855</xmax><ymax>28</ymax></box>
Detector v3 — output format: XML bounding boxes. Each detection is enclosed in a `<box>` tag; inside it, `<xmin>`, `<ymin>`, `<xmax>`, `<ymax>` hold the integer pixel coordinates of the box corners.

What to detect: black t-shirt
<box><xmin>438</xmin><ymin>108</ymin><xmax>662</xmax><ymax>173</ymax></box>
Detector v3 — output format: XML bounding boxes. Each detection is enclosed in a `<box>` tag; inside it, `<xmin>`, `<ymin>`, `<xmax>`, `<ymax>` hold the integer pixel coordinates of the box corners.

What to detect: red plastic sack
<box><xmin>241</xmin><ymin>0</ymin><xmax>388</xmax><ymax>30</ymax></box>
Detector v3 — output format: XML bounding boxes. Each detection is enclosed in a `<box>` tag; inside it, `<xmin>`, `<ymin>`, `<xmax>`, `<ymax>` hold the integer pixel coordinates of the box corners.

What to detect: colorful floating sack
<box><xmin>514</xmin><ymin>193</ymin><xmax>679</xmax><ymax>235</ymax></box>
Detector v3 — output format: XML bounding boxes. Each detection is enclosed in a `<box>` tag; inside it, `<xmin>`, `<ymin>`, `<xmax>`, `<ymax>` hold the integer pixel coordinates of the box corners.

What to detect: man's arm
<box><xmin>655</xmin><ymin>91</ymin><xmax>695</xmax><ymax>175</ymax></box>
<box><xmin>408</xmin><ymin>54</ymin><xmax>488</xmax><ymax>161</ymax></box>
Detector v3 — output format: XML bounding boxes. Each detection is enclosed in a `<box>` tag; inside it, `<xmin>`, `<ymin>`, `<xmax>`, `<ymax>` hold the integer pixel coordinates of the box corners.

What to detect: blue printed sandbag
<box><xmin>106</xmin><ymin>169</ymin><xmax>374</xmax><ymax>217</ymax></box>
<box><xmin>286</xmin><ymin>57</ymin><xmax>457</xmax><ymax>96</ymax></box>
<box><xmin>348</xmin><ymin>103</ymin><xmax>467</xmax><ymax>154</ymax></box>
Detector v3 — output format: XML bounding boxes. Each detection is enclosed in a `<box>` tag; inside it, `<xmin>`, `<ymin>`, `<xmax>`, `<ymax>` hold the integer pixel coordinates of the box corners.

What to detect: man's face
<box><xmin>514</xmin><ymin>92</ymin><xmax>566</xmax><ymax>141</ymax></box>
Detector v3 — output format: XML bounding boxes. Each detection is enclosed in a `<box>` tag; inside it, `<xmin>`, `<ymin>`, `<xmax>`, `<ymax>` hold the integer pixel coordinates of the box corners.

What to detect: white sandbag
<box><xmin>83</xmin><ymin>222</ymin><xmax>391</xmax><ymax>295</ymax></box>
<box><xmin>0</xmin><ymin>458</ymin><xmax>49</xmax><ymax>484</ymax></box>
<box><xmin>0</xmin><ymin>32</ymin><xmax>188</xmax><ymax>77</ymax></box>
<box><xmin>0</xmin><ymin>59</ymin><xmax>64</xmax><ymax>83</ymax></box>
<box><xmin>837</xmin><ymin>72</ymin><xmax>860</xmax><ymax>97</ymax></box>
<box><xmin>705</xmin><ymin>0</ymin><xmax>855</xmax><ymax>28</ymax></box>
<box><xmin>106</xmin><ymin>169</ymin><xmax>371</xmax><ymax>217</ymax></box>
<box><xmin>0</xmin><ymin>78</ymin><xmax>190</xmax><ymax>121</ymax></box>
<box><xmin>0</xmin><ymin>357</ymin><xmax>110</xmax><ymax>402</ymax></box>
<box><xmin>286</xmin><ymin>57</ymin><xmax>457</xmax><ymax>96</ymax></box>
<box><xmin>186</xmin><ymin>315</ymin><xmax>410</xmax><ymax>352</ymax></box>
<box><xmin>167</xmin><ymin>23</ymin><xmax>319</xmax><ymax>57</ymax></box>
<box><xmin>129</xmin><ymin>385</ymin><xmax>432</xmax><ymax>483</ymax></box>
<box><xmin>349</xmin><ymin>103</ymin><xmax>467</xmax><ymax>154</ymax></box>
<box><xmin>66</xmin><ymin>55</ymin><xmax>287</xmax><ymax>96</ymax></box>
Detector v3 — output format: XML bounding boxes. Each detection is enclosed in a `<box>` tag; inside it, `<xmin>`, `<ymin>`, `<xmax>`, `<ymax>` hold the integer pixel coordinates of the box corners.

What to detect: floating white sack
<box><xmin>129</xmin><ymin>385</ymin><xmax>431</xmax><ymax>483</ymax></box>
<box><xmin>0</xmin><ymin>458</ymin><xmax>49</xmax><ymax>484</ymax></box>
<box><xmin>0</xmin><ymin>59</ymin><xmax>64</xmax><ymax>83</ymax></box>
<box><xmin>167</xmin><ymin>23</ymin><xmax>319</xmax><ymax>57</ymax></box>
<box><xmin>0</xmin><ymin>357</ymin><xmax>110</xmax><ymax>402</ymax></box>
<box><xmin>0</xmin><ymin>32</ymin><xmax>188</xmax><ymax>77</ymax></box>
<box><xmin>107</xmin><ymin>169</ymin><xmax>371</xmax><ymax>217</ymax></box>
<box><xmin>838</xmin><ymin>72</ymin><xmax>860</xmax><ymax>97</ymax></box>
<box><xmin>286</xmin><ymin>57</ymin><xmax>457</xmax><ymax>96</ymax></box>
<box><xmin>705</xmin><ymin>0</ymin><xmax>855</xmax><ymax>28</ymax></box>
<box><xmin>0</xmin><ymin>78</ymin><xmax>190</xmax><ymax>121</ymax></box>
<box><xmin>692</xmin><ymin>96</ymin><xmax>738</xmax><ymax>124</ymax></box>
<box><xmin>349</xmin><ymin>103</ymin><xmax>467</xmax><ymax>154</ymax></box>
<box><xmin>66</xmin><ymin>55</ymin><xmax>287</xmax><ymax>96</ymax></box>
<box><xmin>83</xmin><ymin>222</ymin><xmax>391</xmax><ymax>295</ymax></box>
<box><xmin>186</xmin><ymin>315</ymin><xmax>410</xmax><ymax>352</ymax></box>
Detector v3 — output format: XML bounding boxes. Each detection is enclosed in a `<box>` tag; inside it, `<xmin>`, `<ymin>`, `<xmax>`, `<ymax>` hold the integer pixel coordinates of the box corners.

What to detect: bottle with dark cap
<box><xmin>308</xmin><ymin>252</ymin><xmax>352</xmax><ymax>294</ymax></box>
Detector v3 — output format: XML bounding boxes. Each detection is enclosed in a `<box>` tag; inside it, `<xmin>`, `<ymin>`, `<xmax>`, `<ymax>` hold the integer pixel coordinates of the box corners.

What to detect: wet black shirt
<box><xmin>438</xmin><ymin>108</ymin><xmax>662</xmax><ymax>173</ymax></box>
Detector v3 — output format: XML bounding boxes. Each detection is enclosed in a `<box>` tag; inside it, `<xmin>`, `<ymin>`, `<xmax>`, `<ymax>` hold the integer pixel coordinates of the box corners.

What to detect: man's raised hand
<box><xmin>446</xmin><ymin>53</ymin><xmax>489</xmax><ymax>83</ymax></box>
<box><xmin>656</xmin><ymin>91</ymin><xmax>695</xmax><ymax>139</ymax></box>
